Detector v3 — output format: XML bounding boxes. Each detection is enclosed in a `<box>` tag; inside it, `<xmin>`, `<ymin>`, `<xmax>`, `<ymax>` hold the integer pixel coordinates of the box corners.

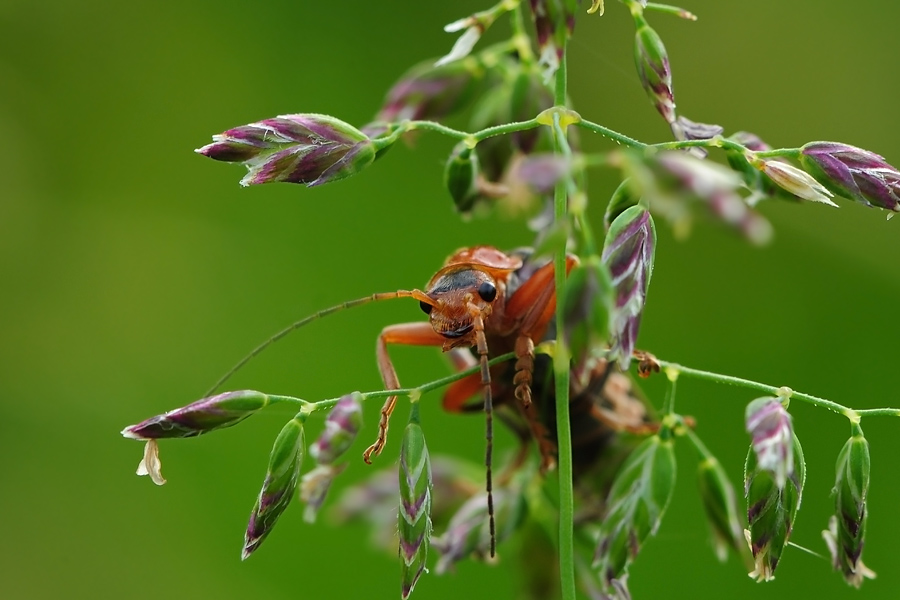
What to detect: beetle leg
<box><xmin>512</xmin><ymin>335</ymin><xmax>535</xmax><ymax>406</ymax></box>
<box><xmin>443</xmin><ymin>372</ymin><xmax>489</xmax><ymax>413</ymax></box>
<box><xmin>363</xmin><ymin>322</ymin><xmax>444</xmax><ymax>464</ymax></box>
<box><xmin>442</xmin><ymin>349</ymin><xmax>486</xmax><ymax>413</ymax></box>
<box><xmin>504</xmin><ymin>255</ymin><xmax>579</xmax><ymax>408</ymax></box>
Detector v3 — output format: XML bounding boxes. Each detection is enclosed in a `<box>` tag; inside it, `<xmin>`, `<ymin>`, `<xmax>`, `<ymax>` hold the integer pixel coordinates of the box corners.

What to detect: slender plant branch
<box><xmin>551</xmin><ymin>46</ymin><xmax>577</xmax><ymax>600</ymax></box>
<box><xmin>655</xmin><ymin>359</ymin><xmax>900</xmax><ymax>423</ymax></box>
<box><xmin>644</xmin><ymin>2</ymin><xmax>697</xmax><ymax>20</ymax></box>
<box><xmin>575</xmin><ymin>119</ymin><xmax>647</xmax><ymax>149</ymax></box>
<box><xmin>380</xmin><ymin>118</ymin><xmax>543</xmax><ymax>145</ymax></box>
<box><xmin>291</xmin><ymin>351</ymin><xmax>518</xmax><ymax>415</ymax></box>
<box><xmin>680</xmin><ymin>424</ymin><xmax>714</xmax><ymax>459</ymax></box>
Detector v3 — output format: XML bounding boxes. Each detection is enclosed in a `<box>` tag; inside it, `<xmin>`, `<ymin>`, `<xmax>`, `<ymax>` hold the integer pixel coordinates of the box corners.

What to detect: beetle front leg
<box><xmin>505</xmin><ymin>255</ymin><xmax>579</xmax><ymax>407</ymax></box>
<box><xmin>363</xmin><ymin>322</ymin><xmax>444</xmax><ymax>464</ymax></box>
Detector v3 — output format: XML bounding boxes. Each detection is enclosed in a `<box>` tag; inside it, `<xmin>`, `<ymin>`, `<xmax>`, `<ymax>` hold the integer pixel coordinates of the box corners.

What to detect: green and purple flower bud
<box><xmin>196</xmin><ymin>114</ymin><xmax>378</xmax><ymax>187</ymax></box>
<box><xmin>748</xmin><ymin>156</ymin><xmax>837</xmax><ymax>206</ymax></box>
<box><xmin>335</xmin><ymin>457</ymin><xmax>482</xmax><ymax>552</ymax></box>
<box><xmin>242</xmin><ymin>416</ymin><xmax>305</xmax><ymax>560</ymax></box>
<box><xmin>563</xmin><ymin>255</ymin><xmax>613</xmax><ymax>373</ymax></box>
<box><xmin>300</xmin><ymin>463</ymin><xmax>347</xmax><ymax>523</ymax></box>
<box><xmin>594</xmin><ymin>432</ymin><xmax>677</xmax><ymax>591</ymax></box>
<box><xmin>634</xmin><ymin>20</ymin><xmax>675</xmax><ymax>126</ymax></box>
<box><xmin>122</xmin><ymin>390</ymin><xmax>269</xmax><ymax>440</ymax></box>
<box><xmin>670</xmin><ymin>115</ymin><xmax>723</xmax><ymax>155</ymax></box>
<box><xmin>298</xmin><ymin>393</ymin><xmax>362</xmax><ymax>523</ymax></box>
<box><xmin>432</xmin><ymin>488</ymin><xmax>527</xmax><ymax>574</ymax></box>
<box><xmin>653</xmin><ymin>151</ymin><xmax>773</xmax><ymax>245</ymax></box>
<box><xmin>516</xmin><ymin>153</ymin><xmax>572</xmax><ymax>196</ymax></box>
<box><xmin>444</xmin><ymin>142</ymin><xmax>482</xmax><ymax>214</ymax></box>
<box><xmin>745</xmin><ymin>397</ymin><xmax>793</xmax><ymax>490</ymax></box>
<box><xmin>743</xmin><ymin>432</ymin><xmax>805</xmax><ymax>582</ymax></box>
<box><xmin>310</xmin><ymin>393</ymin><xmax>363</xmax><ymax>466</ymax></box>
<box><xmin>399</xmin><ymin>407</ymin><xmax>432</xmax><ymax>599</ymax></box>
<box><xmin>698</xmin><ymin>456</ymin><xmax>749</xmax><ymax>564</ymax></box>
<box><xmin>377</xmin><ymin>59</ymin><xmax>484</xmax><ymax>123</ymax></box>
<box><xmin>800</xmin><ymin>141</ymin><xmax>900</xmax><ymax>212</ymax></box>
<box><xmin>604</xmin><ymin>180</ymin><xmax>640</xmax><ymax>232</ymax></box>
<box><xmin>122</xmin><ymin>390</ymin><xmax>270</xmax><ymax>487</ymax></box>
<box><xmin>466</xmin><ymin>64</ymin><xmax>554</xmax><ymax>187</ymax></box>
<box><xmin>601</xmin><ymin>205</ymin><xmax>656</xmax><ymax>370</ymax></box>
<box><xmin>822</xmin><ymin>427</ymin><xmax>875</xmax><ymax>587</ymax></box>
<box><xmin>529</xmin><ymin>0</ymin><xmax>578</xmax><ymax>81</ymax></box>
<box><xmin>731</xmin><ymin>131</ymin><xmax>772</xmax><ymax>153</ymax></box>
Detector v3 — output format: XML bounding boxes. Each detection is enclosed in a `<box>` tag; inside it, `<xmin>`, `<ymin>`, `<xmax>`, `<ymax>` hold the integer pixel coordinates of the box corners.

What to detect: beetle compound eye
<box><xmin>477</xmin><ymin>281</ymin><xmax>497</xmax><ymax>302</ymax></box>
<box><xmin>419</xmin><ymin>300</ymin><xmax>433</xmax><ymax>315</ymax></box>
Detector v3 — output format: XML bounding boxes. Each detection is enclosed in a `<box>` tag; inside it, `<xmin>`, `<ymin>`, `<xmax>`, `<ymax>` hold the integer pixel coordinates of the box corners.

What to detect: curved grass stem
<box><xmin>655</xmin><ymin>359</ymin><xmax>900</xmax><ymax>422</ymax></box>
<box><xmin>302</xmin><ymin>351</ymin><xmax>517</xmax><ymax>414</ymax></box>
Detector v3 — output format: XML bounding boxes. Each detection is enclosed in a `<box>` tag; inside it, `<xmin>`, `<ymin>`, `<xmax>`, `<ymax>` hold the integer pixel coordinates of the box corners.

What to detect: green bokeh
<box><xmin>2</xmin><ymin>1</ymin><xmax>899</xmax><ymax>598</ymax></box>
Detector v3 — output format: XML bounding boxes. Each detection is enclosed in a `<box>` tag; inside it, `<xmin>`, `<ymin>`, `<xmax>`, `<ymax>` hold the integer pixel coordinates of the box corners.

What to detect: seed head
<box><xmin>594</xmin><ymin>433</ymin><xmax>676</xmax><ymax>592</ymax></box>
<box><xmin>697</xmin><ymin>456</ymin><xmax>749</xmax><ymax>564</ymax></box>
<box><xmin>800</xmin><ymin>141</ymin><xmax>900</xmax><ymax>212</ymax></box>
<box><xmin>432</xmin><ymin>488</ymin><xmax>526</xmax><ymax>574</ymax></box>
<box><xmin>122</xmin><ymin>390</ymin><xmax>269</xmax><ymax>440</ymax></box>
<box><xmin>377</xmin><ymin>59</ymin><xmax>484</xmax><ymax>123</ymax></box>
<box><xmin>242</xmin><ymin>417</ymin><xmax>305</xmax><ymax>560</ymax></box>
<box><xmin>634</xmin><ymin>23</ymin><xmax>675</xmax><ymax>125</ymax></box>
<box><xmin>743</xmin><ymin>432</ymin><xmax>805</xmax><ymax>582</ymax></box>
<box><xmin>750</xmin><ymin>157</ymin><xmax>837</xmax><ymax>206</ymax></box>
<box><xmin>196</xmin><ymin>114</ymin><xmax>377</xmax><ymax>187</ymax></box>
<box><xmin>399</xmin><ymin>409</ymin><xmax>433</xmax><ymax>599</ymax></box>
<box><xmin>601</xmin><ymin>206</ymin><xmax>656</xmax><ymax>370</ymax></box>
<box><xmin>444</xmin><ymin>142</ymin><xmax>482</xmax><ymax>214</ymax></box>
<box><xmin>745</xmin><ymin>397</ymin><xmax>793</xmax><ymax>490</ymax></box>
<box><xmin>653</xmin><ymin>151</ymin><xmax>773</xmax><ymax>245</ymax></box>
<box><xmin>822</xmin><ymin>429</ymin><xmax>875</xmax><ymax>587</ymax></box>
<box><xmin>309</xmin><ymin>393</ymin><xmax>363</xmax><ymax>466</ymax></box>
<box><xmin>563</xmin><ymin>256</ymin><xmax>613</xmax><ymax>371</ymax></box>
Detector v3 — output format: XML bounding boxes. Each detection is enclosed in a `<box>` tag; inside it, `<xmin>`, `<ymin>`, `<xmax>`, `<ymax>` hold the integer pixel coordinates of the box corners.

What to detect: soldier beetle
<box><xmin>209</xmin><ymin>245</ymin><xmax>652</xmax><ymax>556</ymax></box>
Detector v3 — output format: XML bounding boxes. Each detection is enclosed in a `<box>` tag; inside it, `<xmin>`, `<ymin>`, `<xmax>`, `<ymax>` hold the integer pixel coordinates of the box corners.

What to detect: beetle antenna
<box><xmin>205</xmin><ymin>290</ymin><xmax>434</xmax><ymax>396</ymax></box>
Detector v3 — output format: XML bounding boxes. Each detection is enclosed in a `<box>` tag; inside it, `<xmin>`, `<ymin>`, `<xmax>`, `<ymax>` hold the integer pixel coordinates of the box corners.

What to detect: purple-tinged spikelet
<box><xmin>242</xmin><ymin>417</ymin><xmax>305</xmax><ymax>560</ymax></box>
<box><xmin>432</xmin><ymin>488</ymin><xmax>526</xmax><ymax>574</ymax></box>
<box><xmin>697</xmin><ymin>456</ymin><xmax>750</xmax><ymax>564</ymax></box>
<box><xmin>528</xmin><ymin>0</ymin><xmax>580</xmax><ymax>81</ymax></box>
<box><xmin>634</xmin><ymin>21</ymin><xmax>675</xmax><ymax>126</ymax></box>
<box><xmin>399</xmin><ymin>407</ymin><xmax>432</xmax><ymax>599</ymax></box>
<box><xmin>654</xmin><ymin>151</ymin><xmax>773</xmax><ymax>245</ymax></box>
<box><xmin>309</xmin><ymin>393</ymin><xmax>363</xmax><ymax>466</ymax></box>
<box><xmin>800</xmin><ymin>141</ymin><xmax>900</xmax><ymax>212</ymax></box>
<box><xmin>601</xmin><ymin>206</ymin><xmax>656</xmax><ymax>370</ymax></box>
<box><xmin>444</xmin><ymin>142</ymin><xmax>482</xmax><ymax>214</ymax></box>
<box><xmin>196</xmin><ymin>114</ymin><xmax>377</xmax><ymax>187</ymax></box>
<box><xmin>745</xmin><ymin>397</ymin><xmax>793</xmax><ymax>490</ymax></box>
<box><xmin>749</xmin><ymin>157</ymin><xmax>837</xmax><ymax>206</ymax></box>
<box><xmin>122</xmin><ymin>390</ymin><xmax>269</xmax><ymax>440</ymax></box>
<box><xmin>594</xmin><ymin>432</ymin><xmax>676</xmax><ymax>594</ymax></box>
<box><xmin>122</xmin><ymin>390</ymin><xmax>270</xmax><ymax>486</ymax></box>
<box><xmin>822</xmin><ymin>427</ymin><xmax>875</xmax><ymax>587</ymax></box>
<box><xmin>744</xmin><ymin>430</ymin><xmax>805</xmax><ymax>582</ymax></box>
<box><xmin>299</xmin><ymin>393</ymin><xmax>362</xmax><ymax>522</ymax></box>
<box><xmin>563</xmin><ymin>256</ymin><xmax>613</xmax><ymax>375</ymax></box>
<box><xmin>377</xmin><ymin>59</ymin><xmax>484</xmax><ymax>123</ymax></box>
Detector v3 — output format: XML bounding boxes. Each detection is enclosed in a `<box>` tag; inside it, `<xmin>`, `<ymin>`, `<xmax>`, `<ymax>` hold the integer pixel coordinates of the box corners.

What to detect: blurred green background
<box><xmin>2</xmin><ymin>1</ymin><xmax>899</xmax><ymax>598</ymax></box>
